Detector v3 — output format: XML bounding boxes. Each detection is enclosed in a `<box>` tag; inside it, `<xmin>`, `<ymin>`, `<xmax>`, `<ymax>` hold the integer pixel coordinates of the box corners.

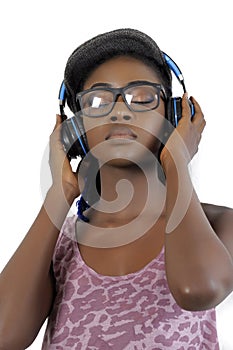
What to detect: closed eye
<box><xmin>131</xmin><ymin>98</ymin><xmax>155</xmax><ymax>104</ymax></box>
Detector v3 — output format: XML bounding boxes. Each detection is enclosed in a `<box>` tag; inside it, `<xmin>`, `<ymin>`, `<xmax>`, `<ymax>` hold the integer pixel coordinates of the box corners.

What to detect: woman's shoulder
<box><xmin>201</xmin><ymin>202</ymin><xmax>232</xmax><ymax>220</ymax></box>
<box><xmin>201</xmin><ymin>202</ymin><xmax>233</xmax><ymax>236</ymax></box>
<box><xmin>53</xmin><ymin>215</ymin><xmax>78</xmax><ymax>259</ymax></box>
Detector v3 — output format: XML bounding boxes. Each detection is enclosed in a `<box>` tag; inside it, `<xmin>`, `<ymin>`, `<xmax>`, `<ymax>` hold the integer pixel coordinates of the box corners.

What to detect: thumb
<box><xmin>53</xmin><ymin>114</ymin><xmax>63</xmax><ymax>131</ymax></box>
<box><xmin>181</xmin><ymin>93</ymin><xmax>191</xmax><ymax>119</ymax></box>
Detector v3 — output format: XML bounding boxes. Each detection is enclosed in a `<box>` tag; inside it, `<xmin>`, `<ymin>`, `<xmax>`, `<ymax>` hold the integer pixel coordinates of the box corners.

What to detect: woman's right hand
<box><xmin>160</xmin><ymin>94</ymin><xmax>206</xmax><ymax>171</ymax></box>
<box><xmin>48</xmin><ymin>114</ymin><xmax>82</xmax><ymax>203</ymax></box>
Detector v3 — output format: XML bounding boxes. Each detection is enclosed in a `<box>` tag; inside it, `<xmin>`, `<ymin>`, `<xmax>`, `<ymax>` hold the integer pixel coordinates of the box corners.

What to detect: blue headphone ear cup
<box><xmin>166</xmin><ymin>98</ymin><xmax>179</xmax><ymax>127</ymax></box>
<box><xmin>171</xmin><ymin>97</ymin><xmax>182</xmax><ymax>127</ymax></box>
<box><xmin>61</xmin><ymin>116</ymin><xmax>88</xmax><ymax>159</ymax></box>
<box><xmin>170</xmin><ymin>97</ymin><xmax>195</xmax><ymax>127</ymax></box>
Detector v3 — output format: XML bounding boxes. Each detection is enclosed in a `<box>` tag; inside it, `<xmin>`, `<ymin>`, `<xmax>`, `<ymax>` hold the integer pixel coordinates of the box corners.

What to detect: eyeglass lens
<box><xmin>79</xmin><ymin>84</ymin><xmax>161</xmax><ymax>117</ymax></box>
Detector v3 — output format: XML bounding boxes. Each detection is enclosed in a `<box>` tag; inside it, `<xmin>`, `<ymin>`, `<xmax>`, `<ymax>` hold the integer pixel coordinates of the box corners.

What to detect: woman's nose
<box><xmin>110</xmin><ymin>114</ymin><xmax>132</xmax><ymax>122</ymax></box>
<box><xmin>109</xmin><ymin>94</ymin><xmax>133</xmax><ymax>122</ymax></box>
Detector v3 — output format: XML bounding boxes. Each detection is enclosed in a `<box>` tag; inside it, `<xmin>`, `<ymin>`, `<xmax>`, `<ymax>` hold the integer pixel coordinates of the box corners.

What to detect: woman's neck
<box><xmin>93</xmin><ymin>161</ymin><xmax>166</xmax><ymax>223</ymax></box>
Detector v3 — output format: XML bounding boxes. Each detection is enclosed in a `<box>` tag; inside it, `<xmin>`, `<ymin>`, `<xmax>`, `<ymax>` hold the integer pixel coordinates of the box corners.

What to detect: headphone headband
<box><xmin>162</xmin><ymin>52</ymin><xmax>186</xmax><ymax>93</ymax></box>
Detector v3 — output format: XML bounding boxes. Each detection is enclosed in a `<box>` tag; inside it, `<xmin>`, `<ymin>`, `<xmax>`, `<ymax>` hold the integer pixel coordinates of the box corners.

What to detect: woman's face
<box><xmin>81</xmin><ymin>56</ymin><xmax>166</xmax><ymax>167</ymax></box>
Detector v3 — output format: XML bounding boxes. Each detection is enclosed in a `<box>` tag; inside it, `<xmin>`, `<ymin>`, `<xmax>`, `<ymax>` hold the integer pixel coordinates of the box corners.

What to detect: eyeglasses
<box><xmin>76</xmin><ymin>81</ymin><xmax>167</xmax><ymax>118</ymax></box>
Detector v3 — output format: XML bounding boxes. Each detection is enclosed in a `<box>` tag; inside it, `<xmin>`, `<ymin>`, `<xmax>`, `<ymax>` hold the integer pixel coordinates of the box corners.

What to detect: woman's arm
<box><xmin>160</xmin><ymin>96</ymin><xmax>233</xmax><ymax>311</ymax></box>
<box><xmin>0</xmin><ymin>116</ymin><xmax>81</xmax><ymax>350</ymax></box>
<box><xmin>0</xmin><ymin>189</ymin><xmax>73</xmax><ymax>350</ymax></box>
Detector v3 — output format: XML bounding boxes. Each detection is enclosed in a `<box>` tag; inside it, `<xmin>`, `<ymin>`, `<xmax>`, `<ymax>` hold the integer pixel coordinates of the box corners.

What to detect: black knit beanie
<box><xmin>64</xmin><ymin>28</ymin><xmax>172</xmax><ymax>113</ymax></box>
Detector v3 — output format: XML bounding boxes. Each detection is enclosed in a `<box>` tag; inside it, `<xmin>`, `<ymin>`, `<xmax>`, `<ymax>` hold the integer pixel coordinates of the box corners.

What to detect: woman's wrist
<box><xmin>160</xmin><ymin>151</ymin><xmax>178</xmax><ymax>176</ymax></box>
<box><xmin>49</xmin><ymin>182</ymin><xmax>79</xmax><ymax>205</ymax></box>
<box><xmin>160</xmin><ymin>149</ymin><xmax>190</xmax><ymax>176</ymax></box>
<box><xmin>43</xmin><ymin>186</ymin><xmax>77</xmax><ymax>230</ymax></box>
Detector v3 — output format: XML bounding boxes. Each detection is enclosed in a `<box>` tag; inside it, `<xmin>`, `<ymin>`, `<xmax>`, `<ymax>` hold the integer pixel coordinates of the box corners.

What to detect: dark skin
<box><xmin>77</xmin><ymin>57</ymin><xmax>233</xmax><ymax>304</ymax></box>
<box><xmin>0</xmin><ymin>56</ymin><xmax>232</xmax><ymax>350</ymax></box>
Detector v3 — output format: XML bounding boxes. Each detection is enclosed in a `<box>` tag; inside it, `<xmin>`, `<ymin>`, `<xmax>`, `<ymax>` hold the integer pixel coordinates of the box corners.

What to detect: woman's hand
<box><xmin>49</xmin><ymin>115</ymin><xmax>82</xmax><ymax>203</ymax></box>
<box><xmin>160</xmin><ymin>94</ymin><xmax>206</xmax><ymax>171</ymax></box>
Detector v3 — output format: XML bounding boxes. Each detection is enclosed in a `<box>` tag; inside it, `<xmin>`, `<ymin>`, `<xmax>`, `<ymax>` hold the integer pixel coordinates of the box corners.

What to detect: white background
<box><xmin>0</xmin><ymin>0</ymin><xmax>232</xmax><ymax>349</ymax></box>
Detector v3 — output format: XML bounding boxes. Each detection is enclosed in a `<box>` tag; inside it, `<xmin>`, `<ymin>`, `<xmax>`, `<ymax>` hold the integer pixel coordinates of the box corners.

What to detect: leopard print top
<box><xmin>42</xmin><ymin>216</ymin><xmax>219</xmax><ymax>349</ymax></box>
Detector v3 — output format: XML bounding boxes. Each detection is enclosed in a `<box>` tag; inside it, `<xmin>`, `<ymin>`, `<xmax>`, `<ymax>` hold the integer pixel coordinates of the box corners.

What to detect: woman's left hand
<box><xmin>160</xmin><ymin>93</ymin><xmax>206</xmax><ymax>170</ymax></box>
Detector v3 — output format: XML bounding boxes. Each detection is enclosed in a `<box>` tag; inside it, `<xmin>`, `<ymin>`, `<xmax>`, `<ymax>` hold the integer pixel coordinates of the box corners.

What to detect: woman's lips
<box><xmin>105</xmin><ymin>126</ymin><xmax>137</xmax><ymax>140</ymax></box>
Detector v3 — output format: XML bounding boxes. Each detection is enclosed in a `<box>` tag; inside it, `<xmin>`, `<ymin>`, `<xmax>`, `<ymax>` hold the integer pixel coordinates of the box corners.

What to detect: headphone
<box><xmin>59</xmin><ymin>53</ymin><xmax>195</xmax><ymax>159</ymax></box>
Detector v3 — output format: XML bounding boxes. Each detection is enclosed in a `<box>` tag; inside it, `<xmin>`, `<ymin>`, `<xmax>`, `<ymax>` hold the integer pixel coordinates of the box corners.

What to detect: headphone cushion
<box><xmin>61</xmin><ymin>116</ymin><xmax>88</xmax><ymax>158</ymax></box>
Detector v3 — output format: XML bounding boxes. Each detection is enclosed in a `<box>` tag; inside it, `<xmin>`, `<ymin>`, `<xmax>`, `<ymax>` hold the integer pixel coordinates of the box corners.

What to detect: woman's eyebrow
<box><xmin>127</xmin><ymin>80</ymin><xmax>155</xmax><ymax>86</ymax></box>
<box><xmin>90</xmin><ymin>80</ymin><xmax>157</xmax><ymax>89</ymax></box>
<box><xmin>90</xmin><ymin>82</ymin><xmax>113</xmax><ymax>89</ymax></box>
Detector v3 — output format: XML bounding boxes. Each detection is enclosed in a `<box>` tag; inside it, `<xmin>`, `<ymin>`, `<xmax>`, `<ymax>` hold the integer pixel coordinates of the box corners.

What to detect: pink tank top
<box><xmin>42</xmin><ymin>216</ymin><xmax>219</xmax><ymax>349</ymax></box>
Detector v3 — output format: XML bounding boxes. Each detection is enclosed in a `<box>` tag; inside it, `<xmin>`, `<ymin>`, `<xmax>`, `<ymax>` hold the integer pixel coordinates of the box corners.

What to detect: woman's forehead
<box><xmin>83</xmin><ymin>56</ymin><xmax>161</xmax><ymax>90</ymax></box>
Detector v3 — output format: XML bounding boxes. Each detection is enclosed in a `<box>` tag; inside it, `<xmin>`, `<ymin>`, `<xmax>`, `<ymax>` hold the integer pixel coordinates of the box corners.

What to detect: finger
<box><xmin>199</xmin><ymin>118</ymin><xmax>206</xmax><ymax>133</ymax></box>
<box><xmin>193</xmin><ymin>112</ymin><xmax>205</xmax><ymax>127</ymax></box>
<box><xmin>181</xmin><ymin>93</ymin><xmax>192</xmax><ymax>119</ymax></box>
<box><xmin>189</xmin><ymin>97</ymin><xmax>206</xmax><ymax>133</ymax></box>
<box><xmin>190</xmin><ymin>96</ymin><xmax>203</xmax><ymax>112</ymax></box>
<box><xmin>50</xmin><ymin>115</ymin><xmax>64</xmax><ymax>149</ymax></box>
<box><xmin>53</xmin><ymin>114</ymin><xmax>62</xmax><ymax>131</ymax></box>
<box><xmin>190</xmin><ymin>96</ymin><xmax>204</xmax><ymax>122</ymax></box>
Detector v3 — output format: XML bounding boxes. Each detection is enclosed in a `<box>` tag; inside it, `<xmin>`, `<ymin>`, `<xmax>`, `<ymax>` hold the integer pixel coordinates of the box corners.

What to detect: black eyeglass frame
<box><xmin>76</xmin><ymin>81</ymin><xmax>167</xmax><ymax>118</ymax></box>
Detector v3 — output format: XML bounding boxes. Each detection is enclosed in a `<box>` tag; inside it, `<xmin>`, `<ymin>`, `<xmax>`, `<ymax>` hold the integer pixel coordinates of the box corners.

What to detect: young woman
<box><xmin>0</xmin><ymin>28</ymin><xmax>232</xmax><ymax>349</ymax></box>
